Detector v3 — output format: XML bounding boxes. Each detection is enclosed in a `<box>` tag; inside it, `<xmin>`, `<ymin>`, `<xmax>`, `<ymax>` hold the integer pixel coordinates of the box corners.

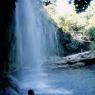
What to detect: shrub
<box><xmin>90</xmin><ymin>42</ymin><xmax>95</xmax><ymax>52</ymax></box>
<box><xmin>87</xmin><ymin>27</ymin><xmax>95</xmax><ymax>41</ymax></box>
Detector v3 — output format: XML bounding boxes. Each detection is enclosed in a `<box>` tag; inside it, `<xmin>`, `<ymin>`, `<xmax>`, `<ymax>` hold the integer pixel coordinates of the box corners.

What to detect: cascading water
<box><xmin>14</xmin><ymin>0</ymin><xmax>95</xmax><ymax>95</ymax></box>
<box><xmin>15</xmin><ymin>0</ymin><xmax>58</xmax><ymax>94</ymax></box>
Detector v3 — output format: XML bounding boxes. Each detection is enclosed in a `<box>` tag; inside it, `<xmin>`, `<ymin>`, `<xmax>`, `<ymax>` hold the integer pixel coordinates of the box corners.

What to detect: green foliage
<box><xmin>87</xmin><ymin>27</ymin><xmax>95</xmax><ymax>41</ymax></box>
<box><xmin>90</xmin><ymin>42</ymin><xmax>95</xmax><ymax>52</ymax></box>
<box><xmin>50</xmin><ymin>0</ymin><xmax>95</xmax><ymax>41</ymax></box>
<box><xmin>46</xmin><ymin>0</ymin><xmax>95</xmax><ymax>52</ymax></box>
<box><xmin>87</xmin><ymin>27</ymin><xmax>95</xmax><ymax>51</ymax></box>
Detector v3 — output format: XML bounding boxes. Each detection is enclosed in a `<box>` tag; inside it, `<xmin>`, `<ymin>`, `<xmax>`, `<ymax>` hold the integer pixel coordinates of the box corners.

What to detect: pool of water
<box><xmin>19</xmin><ymin>65</ymin><xmax>95</xmax><ymax>95</ymax></box>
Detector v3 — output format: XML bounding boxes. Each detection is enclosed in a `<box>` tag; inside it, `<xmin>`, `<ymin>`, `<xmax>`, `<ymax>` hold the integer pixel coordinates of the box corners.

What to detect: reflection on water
<box><xmin>19</xmin><ymin>65</ymin><xmax>95</xmax><ymax>95</ymax></box>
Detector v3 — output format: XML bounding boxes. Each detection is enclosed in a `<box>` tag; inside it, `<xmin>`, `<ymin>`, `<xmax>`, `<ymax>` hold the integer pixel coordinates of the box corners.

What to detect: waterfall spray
<box><xmin>15</xmin><ymin>0</ymin><xmax>58</xmax><ymax>94</ymax></box>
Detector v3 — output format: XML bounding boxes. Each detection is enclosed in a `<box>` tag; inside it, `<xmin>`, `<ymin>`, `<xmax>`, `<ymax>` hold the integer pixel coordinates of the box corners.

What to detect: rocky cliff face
<box><xmin>0</xmin><ymin>0</ymin><xmax>17</xmax><ymax>94</ymax></box>
<box><xmin>57</xmin><ymin>28</ymin><xmax>90</xmax><ymax>56</ymax></box>
<box><xmin>0</xmin><ymin>0</ymin><xmax>16</xmax><ymax>74</ymax></box>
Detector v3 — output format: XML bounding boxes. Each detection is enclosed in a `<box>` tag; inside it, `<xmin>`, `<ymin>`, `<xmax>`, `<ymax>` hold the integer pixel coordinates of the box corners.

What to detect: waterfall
<box><xmin>15</xmin><ymin>0</ymin><xmax>58</xmax><ymax>94</ymax></box>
